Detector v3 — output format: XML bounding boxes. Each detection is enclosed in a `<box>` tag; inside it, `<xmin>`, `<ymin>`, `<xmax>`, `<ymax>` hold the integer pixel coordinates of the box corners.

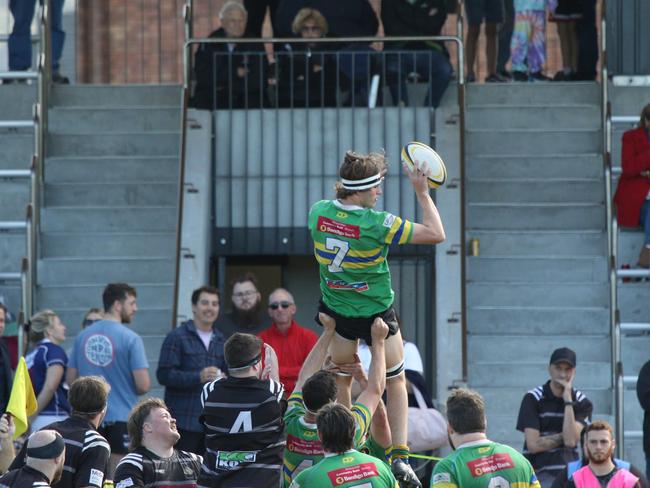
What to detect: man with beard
<box><xmin>68</xmin><ymin>283</ymin><xmax>150</xmax><ymax>472</ymax></box>
<box><xmin>113</xmin><ymin>399</ymin><xmax>202</xmax><ymax>488</ymax></box>
<box><xmin>431</xmin><ymin>388</ymin><xmax>539</xmax><ymax>488</ymax></box>
<box><xmin>9</xmin><ymin>376</ymin><xmax>112</xmax><ymax>488</ymax></box>
<box><xmin>215</xmin><ymin>274</ymin><xmax>271</xmax><ymax>339</ymax></box>
<box><xmin>552</xmin><ymin>421</ymin><xmax>647</xmax><ymax>488</ymax></box>
<box><xmin>157</xmin><ymin>286</ymin><xmax>227</xmax><ymax>454</ymax></box>
<box><xmin>0</xmin><ymin>430</ymin><xmax>66</xmax><ymax>488</ymax></box>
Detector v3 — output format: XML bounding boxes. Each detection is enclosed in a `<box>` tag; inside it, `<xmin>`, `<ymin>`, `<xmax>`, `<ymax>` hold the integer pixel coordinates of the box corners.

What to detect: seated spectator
<box><xmin>157</xmin><ymin>285</ymin><xmax>226</xmax><ymax>454</ymax></box>
<box><xmin>273</xmin><ymin>8</ymin><xmax>337</xmax><ymax>107</ymax></box>
<box><xmin>258</xmin><ymin>288</ymin><xmax>317</xmax><ymax>396</ymax></box>
<box><xmin>215</xmin><ymin>273</ymin><xmax>271</xmax><ymax>338</ymax></box>
<box><xmin>81</xmin><ymin>308</ymin><xmax>103</xmax><ymax>329</ymax></box>
<box><xmin>192</xmin><ymin>1</ymin><xmax>268</xmax><ymax>110</ymax></box>
<box><xmin>26</xmin><ymin>310</ymin><xmax>71</xmax><ymax>432</ymax></box>
<box><xmin>381</xmin><ymin>0</ymin><xmax>453</xmax><ymax>107</ymax></box>
<box><xmin>198</xmin><ymin>333</ymin><xmax>284</xmax><ymax>487</ymax></box>
<box><xmin>275</xmin><ymin>0</ymin><xmax>380</xmax><ymax>106</ymax></box>
<box><xmin>113</xmin><ymin>398</ymin><xmax>202</xmax><ymax>488</ymax></box>
<box><xmin>289</xmin><ymin>403</ymin><xmax>398</xmax><ymax>487</ymax></box>
<box><xmin>551</xmin><ymin>421</ymin><xmax>649</xmax><ymax>488</ymax></box>
<box><xmin>614</xmin><ymin>103</ymin><xmax>650</xmax><ymax>268</ymax></box>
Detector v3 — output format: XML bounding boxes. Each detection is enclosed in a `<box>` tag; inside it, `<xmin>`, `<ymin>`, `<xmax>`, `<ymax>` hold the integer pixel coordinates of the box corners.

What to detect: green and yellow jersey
<box><xmin>308</xmin><ymin>200</ymin><xmax>413</xmax><ymax>317</ymax></box>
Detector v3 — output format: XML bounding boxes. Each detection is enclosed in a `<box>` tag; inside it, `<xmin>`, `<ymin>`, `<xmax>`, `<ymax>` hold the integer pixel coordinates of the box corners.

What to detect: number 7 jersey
<box><xmin>308</xmin><ymin>200</ymin><xmax>413</xmax><ymax>318</ymax></box>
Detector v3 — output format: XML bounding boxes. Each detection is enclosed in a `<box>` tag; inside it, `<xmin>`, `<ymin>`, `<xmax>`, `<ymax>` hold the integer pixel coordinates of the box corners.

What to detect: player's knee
<box><xmin>386</xmin><ymin>361</ymin><xmax>405</xmax><ymax>380</ymax></box>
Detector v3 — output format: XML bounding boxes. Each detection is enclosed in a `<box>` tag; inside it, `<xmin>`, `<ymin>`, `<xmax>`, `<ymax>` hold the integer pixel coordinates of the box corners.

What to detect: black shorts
<box><xmin>315</xmin><ymin>299</ymin><xmax>399</xmax><ymax>345</ymax></box>
<box><xmin>100</xmin><ymin>421</ymin><xmax>130</xmax><ymax>454</ymax></box>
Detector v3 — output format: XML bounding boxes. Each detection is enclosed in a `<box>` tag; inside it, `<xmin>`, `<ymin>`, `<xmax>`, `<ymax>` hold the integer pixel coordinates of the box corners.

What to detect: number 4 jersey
<box><xmin>308</xmin><ymin>200</ymin><xmax>413</xmax><ymax>318</ymax></box>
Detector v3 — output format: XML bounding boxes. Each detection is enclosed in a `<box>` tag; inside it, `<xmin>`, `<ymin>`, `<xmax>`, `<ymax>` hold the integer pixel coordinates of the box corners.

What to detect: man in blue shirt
<box><xmin>68</xmin><ymin>283</ymin><xmax>150</xmax><ymax>472</ymax></box>
<box><xmin>157</xmin><ymin>285</ymin><xmax>227</xmax><ymax>454</ymax></box>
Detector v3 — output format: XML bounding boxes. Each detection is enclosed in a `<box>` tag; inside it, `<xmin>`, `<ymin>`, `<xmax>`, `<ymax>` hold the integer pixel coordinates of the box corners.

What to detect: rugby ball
<box><xmin>400</xmin><ymin>141</ymin><xmax>447</xmax><ymax>189</ymax></box>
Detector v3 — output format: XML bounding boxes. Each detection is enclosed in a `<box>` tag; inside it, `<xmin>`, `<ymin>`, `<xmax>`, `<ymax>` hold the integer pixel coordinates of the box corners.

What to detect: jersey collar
<box><xmin>332</xmin><ymin>200</ymin><xmax>364</xmax><ymax>211</ymax></box>
<box><xmin>456</xmin><ymin>439</ymin><xmax>492</xmax><ymax>450</ymax></box>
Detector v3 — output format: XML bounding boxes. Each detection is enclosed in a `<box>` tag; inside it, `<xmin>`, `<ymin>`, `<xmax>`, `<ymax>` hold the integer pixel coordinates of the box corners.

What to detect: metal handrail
<box><xmin>0</xmin><ymin>120</ymin><xmax>36</xmax><ymax>129</ymax></box>
<box><xmin>620</xmin><ymin>323</ymin><xmax>650</xmax><ymax>332</ymax></box>
<box><xmin>175</xmin><ymin>3</ymin><xmax>467</xmax><ymax>330</ymax></box>
<box><xmin>0</xmin><ymin>170</ymin><xmax>31</xmax><ymax>179</ymax></box>
<box><xmin>0</xmin><ymin>71</ymin><xmax>38</xmax><ymax>80</ymax></box>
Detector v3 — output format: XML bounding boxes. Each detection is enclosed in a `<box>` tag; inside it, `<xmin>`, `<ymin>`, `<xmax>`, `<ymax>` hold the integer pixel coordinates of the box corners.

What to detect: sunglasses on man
<box><xmin>268</xmin><ymin>301</ymin><xmax>292</xmax><ymax>310</ymax></box>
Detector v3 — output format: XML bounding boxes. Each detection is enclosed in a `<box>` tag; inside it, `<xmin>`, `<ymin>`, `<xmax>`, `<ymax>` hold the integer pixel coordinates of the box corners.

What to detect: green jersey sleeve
<box><xmin>431</xmin><ymin>458</ymin><xmax>458</xmax><ymax>488</ymax></box>
<box><xmin>372</xmin><ymin>210</ymin><xmax>413</xmax><ymax>246</ymax></box>
<box><xmin>351</xmin><ymin>401</ymin><xmax>372</xmax><ymax>446</ymax></box>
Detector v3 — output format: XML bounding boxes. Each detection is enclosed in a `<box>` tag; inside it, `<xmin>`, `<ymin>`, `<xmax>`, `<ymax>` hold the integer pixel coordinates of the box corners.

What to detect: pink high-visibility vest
<box><xmin>573</xmin><ymin>466</ymin><xmax>639</xmax><ymax>488</ymax></box>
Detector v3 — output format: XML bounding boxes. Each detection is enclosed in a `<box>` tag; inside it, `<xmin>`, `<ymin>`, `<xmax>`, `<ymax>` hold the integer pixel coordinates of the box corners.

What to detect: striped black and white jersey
<box><xmin>198</xmin><ymin>376</ymin><xmax>286</xmax><ymax>488</ymax></box>
<box><xmin>113</xmin><ymin>447</ymin><xmax>202</xmax><ymax>488</ymax></box>
<box><xmin>10</xmin><ymin>416</ymin><xmax>110</xmax><ymax>488</ymax></box>
<box><xmin>0</xmin><ymin>465</ymin><xmax>52</xmax><ymax>488</ymax></box>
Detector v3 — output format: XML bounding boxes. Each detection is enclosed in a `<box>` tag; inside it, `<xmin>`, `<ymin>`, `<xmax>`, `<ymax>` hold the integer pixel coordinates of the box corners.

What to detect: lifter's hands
<box><xmin>318</xmin><ymin>313</ymin><xmax>336</xmax><ymax>333</ymax></box>
<box><xmin>0</xmin><ymin>414</ymin><xmax>14</xmax><ymax>441</ymax></box>
<box><xmin>262</xmin><ymin>344</ymin><xmax>280</xmax><ymax>382</ymax></box>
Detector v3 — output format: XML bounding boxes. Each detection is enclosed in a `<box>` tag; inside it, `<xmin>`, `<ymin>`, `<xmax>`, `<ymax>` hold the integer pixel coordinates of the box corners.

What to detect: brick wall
<box><xmin>76</xmin><ymin>0</ymin><xmax>600</xmax><ymax>84</ymax></box>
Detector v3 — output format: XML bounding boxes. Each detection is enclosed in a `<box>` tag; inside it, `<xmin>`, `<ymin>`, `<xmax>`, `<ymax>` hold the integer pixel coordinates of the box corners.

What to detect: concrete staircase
<box><xmin>37</xmin><ymin>84</ymin><xmax>181</xmax><ymax>398</ymax></box>
<box><xmin>464</xmin><ymin>83</ymin><xmax>610</xmax><ymax>449</ymax></box>
<box><xmin>0</xmin><ymin>84</ymin><xmax>35</xmax><ymax>317</ymax></box>
<box><xmin>609</xmin><ymin>84</ymin><xmax>650</xmax><ymax>468</ymax></box>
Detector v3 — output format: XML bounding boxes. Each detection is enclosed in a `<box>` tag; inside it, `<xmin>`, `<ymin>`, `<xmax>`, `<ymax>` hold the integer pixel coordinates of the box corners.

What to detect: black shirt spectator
<box><xmin>0</xmin><ymin>304</ymin><xmax>12</xmax><ymax>414</ymax></box>
<box><xmin>10</xmin><ymin>417</ymin><xmax>111</xmax><ymax>488</ymax></box>
<box><xmin>517</xmin><ymin>380</ymin><xmax>593</xmax><ymax>482</ymax></box>
<box><xmin>637</xmin><ymin>360</ymin><xmax>650</xmax><ymax>469</ymax></box>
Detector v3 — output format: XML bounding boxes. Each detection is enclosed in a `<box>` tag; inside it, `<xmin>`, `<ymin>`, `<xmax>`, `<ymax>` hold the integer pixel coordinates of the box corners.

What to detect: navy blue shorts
<box><xmin>465</xmin><ymin>0</ymin><xmax>505</xmax><ymax>25</ymax></box>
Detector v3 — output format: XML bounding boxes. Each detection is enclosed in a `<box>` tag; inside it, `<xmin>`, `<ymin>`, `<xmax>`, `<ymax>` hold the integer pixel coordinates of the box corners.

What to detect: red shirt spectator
<box><xmin>259</xmin><ymin>288</ymin><xmax>317</xmax><ymax>396</ymax></box>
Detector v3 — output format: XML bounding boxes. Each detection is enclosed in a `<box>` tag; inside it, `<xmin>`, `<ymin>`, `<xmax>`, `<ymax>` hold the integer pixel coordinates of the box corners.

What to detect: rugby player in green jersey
<box><xmin>308</xmin><ymin>150</ymin><xmax>445</xmax><ymax>487</ymax></box>
<box><xmin>431</xmin><ymin>389</ymin><xmax>541</xmax><ymax>488</ymax></box>
<box><xmin>283</xmin><ymin>315</ymin><xmax>391</xmax><ymax>487</ymax></box>
<box><xmin>290</xmin><ymin>403</ymin><xmax>399</xmax><ymax>488</ymax></box>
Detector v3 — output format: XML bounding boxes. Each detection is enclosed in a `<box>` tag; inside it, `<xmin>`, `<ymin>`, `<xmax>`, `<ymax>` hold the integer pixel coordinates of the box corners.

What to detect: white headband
<box><xmin>340</xmin><ymin>172</ymin><xmax>384</xmax><ymax>191</ymax></box>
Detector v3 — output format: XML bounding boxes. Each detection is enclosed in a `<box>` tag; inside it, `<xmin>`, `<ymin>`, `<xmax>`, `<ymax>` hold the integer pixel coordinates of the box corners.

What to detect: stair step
<box><xmin>0</xmin><ymin>235</ymin><xmax>27</xmax><ymax>273</ymax></box>
<box><xmin>38</xmin><ymin>282</ymin><xmax>174</xmax><ymax>311</ymax></box>
<box><xmin>0</xmin><ymin>133</ymin><xmax>33</xmax><ymax>169</ymax></box>
<box><xmin>467</xmin><ymin>282</ymin><xmax>609</xmax><ymax>307</ymax></box>
<box><xmin>467</xmin><ymin>306</ymin><xmax>609</xmax><ymax>335</ymax></box>
<box><xmin>617</xmin><ymin>230</ymin><xmax>645</xmax><ymax>266</ymax></box>
<box><xmin>468</xmin><ymin>203</ymin><xmax>605</xmax><ymax>230</ymax></box>
<box><xmin>621</xmin><ymin>335</ymin><xmax>650</xmax><ymax>381</ymax></box>
<box><xmin>466</xmin><ymin>129</ymin><xmax>601</xmax><ymax>156</ymax></box>
<box><xmin>38</xmin><ymin>257</ymin><xmax>174</xmax><ymax>285</ymax></box>
<box><xmin>50</xmin><ymin>107</ymin><xmax>181</xmax><ymax>133</ymax></box>
<box><xmin>466</xmin><ymin>82</ymin><xmax>599</xmax><ymax>105</ymax></box>
<box><xmin>45</xmin><ymin>156</ymin><xmax>179</xmax><ymax>183</ymax></box>
<box><xmin>467</xmin><ymin>230</ymin><xmax>606</xmax><ymax>257</ymax></box>
<box><xmin>51</xmin><ymin>307</ymin><xmax>173</xmax><ymax>337</ymax></box>
<box><xmin>42</xmin><ymin>206</ymin><xmax>177</xmax><ymax>232</ymax></box>
<box><xmin>469</xmin><ymin>361</ymin><xmax>610</xmax><ymax>388</ymax></box>
<box><xmin>48</xmin><ymin>133</ymin><xmax>180</xmax><ymax>157</ymax></box>
<box><xmin>41</xmin><ymin>232</ymin><xmax>175</xmax><ymax>258</ymax></box>
<box><xmin>0</xmin><ymin>84</ymin><xmax>37</xmax><ymax>119</ymax></box>
<box><xmin>466</xmin><ymin>104</ymin><xmax>601</xmax><ymax>130</ymax></box>
<box><xmin>467</xmin><ymin>179</ymin><xmax>604</xmax><ymax>204</ymax></box>
<box><xmin>50</xmin><ymin>84</ymin><xmax>181</xmax><ymax>107</ymax></box>
<box><xmin>468</xmin><ymin>335</ymin><xmax>610</xmax><ymax>363</ymax></box>
<box><xmin>0</xmin><ymin>180</ymin><xmax>30</xmax><ymax>220</ymax></box>
<box><xmin>618</xmin><ymin>283</ymin><xmax>650</xmax><ymax>323</ymax></box>
<box><xmin>467</xmin><ymin>256</ymin><xmax>607</xmax><ymax>283</ymax></box>
<box><xmin>44</xmin><ymin>182</ymin><xmax>178</xmax><ymax>206</ymax></box>
<box><xmin>467</xmin><ymin>154</ymin><xmax>602</xmax><ymax>179</ymax></box>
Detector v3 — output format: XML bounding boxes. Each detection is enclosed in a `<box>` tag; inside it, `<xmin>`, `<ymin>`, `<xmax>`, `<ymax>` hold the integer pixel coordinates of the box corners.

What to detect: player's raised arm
<box><xmin>291</xmin><ymin>313</ymin><xmax>337</xmax><ymax>396</ymax></box>
<box><xmin>405</xmin><ymin>165</ymin><xmax>445</xmax><ymax>245</ymax></box>
<box><xmin>357</xmin><ymin>318</ymin><xmax>388</xmax><ymax>415</ymax></box>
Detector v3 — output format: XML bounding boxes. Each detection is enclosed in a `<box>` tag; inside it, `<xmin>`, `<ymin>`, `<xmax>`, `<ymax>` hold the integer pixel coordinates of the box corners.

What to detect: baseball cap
<box><xmin>549</xmin><ymin>347</ymin><xmax>576</xmax><ymax>367</ymax></box>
